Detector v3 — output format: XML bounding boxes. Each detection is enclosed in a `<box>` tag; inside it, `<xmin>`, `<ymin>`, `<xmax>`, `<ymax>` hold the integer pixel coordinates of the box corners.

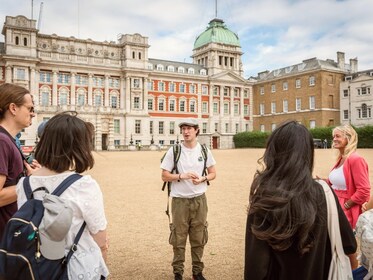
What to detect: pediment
<box><xmin>209</xmin><ymin>71</ymin><xmax>248</xmax><ymax>84</ymax></box>
<box><xmin>351</xmin><ymin>74</ymin><xmax>373</xmax><ymax>83</ymax></box>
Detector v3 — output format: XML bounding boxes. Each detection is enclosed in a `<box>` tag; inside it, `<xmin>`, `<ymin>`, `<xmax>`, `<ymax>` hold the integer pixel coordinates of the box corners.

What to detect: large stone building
<box><xmin>0</xmin><ymin>15</ymin><xmax>253</xmax><ymax>150</ymax></box>
<box><xmin>340</xmin><ymin>69</ymin><xmax>373</xmax><ymax>127</ymax></box>
<box><xmin>252</xmin><ymin>52</ymin><xmax>358</xmax><ymax>131</ymax></box>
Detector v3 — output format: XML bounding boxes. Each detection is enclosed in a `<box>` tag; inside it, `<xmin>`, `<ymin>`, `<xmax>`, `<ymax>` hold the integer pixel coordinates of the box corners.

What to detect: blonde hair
<box><xmin>332</xmin><ymin>124</ymin><xmax>358</xmax><ymax>160</ymax></box>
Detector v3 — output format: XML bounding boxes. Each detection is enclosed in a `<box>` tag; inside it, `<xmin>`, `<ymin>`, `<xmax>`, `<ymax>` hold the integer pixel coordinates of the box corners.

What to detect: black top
<box><xmin>244</xmin><ymin>183</ymin><xmax>357</xmax><ymax>280</ymax></box>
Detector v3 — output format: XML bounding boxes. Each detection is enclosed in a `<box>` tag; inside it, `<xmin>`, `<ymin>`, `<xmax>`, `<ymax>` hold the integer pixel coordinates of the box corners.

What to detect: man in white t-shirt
<box><xmin>161</xmin><ymin>119</ymin><xmax>216</xmax><ymax>280</ymax></box>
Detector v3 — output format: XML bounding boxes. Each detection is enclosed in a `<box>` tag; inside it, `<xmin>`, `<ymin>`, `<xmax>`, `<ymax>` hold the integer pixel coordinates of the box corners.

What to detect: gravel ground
<box><xmin>86</xmin><ymin>148</ymin><xmax>373</xmax><ymax>280</ymax></box>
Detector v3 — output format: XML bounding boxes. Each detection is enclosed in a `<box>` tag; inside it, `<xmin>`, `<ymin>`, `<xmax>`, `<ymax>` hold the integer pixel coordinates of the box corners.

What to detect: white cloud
<box><xmin>0</xmin><ymin>0</ymin><xmax>372</xmax><ymax>77</ymax></box>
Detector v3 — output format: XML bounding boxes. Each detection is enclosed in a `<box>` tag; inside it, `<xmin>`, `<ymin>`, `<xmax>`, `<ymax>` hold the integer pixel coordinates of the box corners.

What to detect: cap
<box><xmin>178</xmin><ymin>118</ymin><xmax>199</xmax><ymax>128</ymax></box>
<box><xmin>39</xmin><ymin>194</ymin><xmax>73</xmax><ymax>260</ymax></box>
<box><xmin>37</xmin><ymin>120</ymin><xmax>48</xmax><ymax>138</ymax></box>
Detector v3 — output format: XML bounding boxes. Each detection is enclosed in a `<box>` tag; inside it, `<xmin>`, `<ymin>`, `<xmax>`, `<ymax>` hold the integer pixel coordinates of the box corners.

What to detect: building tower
<box><xmin>192</xmin><ymin>18</ymin><xmax>243</xmax><ymax>77</ymax></box>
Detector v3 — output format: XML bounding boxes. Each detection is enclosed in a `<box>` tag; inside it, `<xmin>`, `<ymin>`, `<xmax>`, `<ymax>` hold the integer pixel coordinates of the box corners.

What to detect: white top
<box><xmin>329</xmin><ymin>164</ymin><xmax>347</xmax><ymax>191</ymax></box>
<box><xmin>160</xmin><ymin>143</ymin><xmax>216</xmax><ymax>198</ymax></box>
<box><xmin>16</xmin><ymin>172</ymin><xmax>109</xmax><ymax>280</ymax></box>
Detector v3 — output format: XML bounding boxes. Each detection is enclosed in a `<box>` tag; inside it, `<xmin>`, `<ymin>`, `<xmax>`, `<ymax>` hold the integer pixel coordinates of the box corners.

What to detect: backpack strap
<box><xmin>23</xmin><ymin>174</ymin><xmax>82</xmax><ymax>200</ymax></box>
<box><xmin>64</xmin><ymin>221</ymin><xmax>86</xmax><ymax>263</ymax></box>
<box><xmin>52</xmin><ymin>174</ymin><xmax>82</xmax><ymax>196</ymax></box>
<box><xmin>200</xmin><ymin>144</ymin><xmax>210</xmax><ymax>186</ymax></box>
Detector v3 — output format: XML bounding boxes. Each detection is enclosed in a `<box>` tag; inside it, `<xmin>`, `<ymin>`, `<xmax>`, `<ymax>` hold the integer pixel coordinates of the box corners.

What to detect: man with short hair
<box><xmin>0</xmin><ymin>83</ymin><xmax>37</xmax><ymax>238</ymax></box>
<box><xmin>161</xmin><ymin>118</ymin><xmax>216</xmax><ymax>280</ymax></box>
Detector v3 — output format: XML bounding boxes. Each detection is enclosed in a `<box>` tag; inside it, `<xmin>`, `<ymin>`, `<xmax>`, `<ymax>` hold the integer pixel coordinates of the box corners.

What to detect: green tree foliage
<box><xmin>234</xmin><ymin>126</ymin><xmax>373</xmax><ymax>148</ymax></box>
<box><xmin>233</xmin><ymin>131</ymin><xmax>270</xmax><ymax>148</ymax></box>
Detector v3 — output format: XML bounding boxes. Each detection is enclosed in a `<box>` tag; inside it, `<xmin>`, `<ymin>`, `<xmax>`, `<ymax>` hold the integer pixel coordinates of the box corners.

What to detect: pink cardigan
<box><xmin>329</xmin><ymin>152</ymin><xmax>371</xmax><ymax>228</ymax></box>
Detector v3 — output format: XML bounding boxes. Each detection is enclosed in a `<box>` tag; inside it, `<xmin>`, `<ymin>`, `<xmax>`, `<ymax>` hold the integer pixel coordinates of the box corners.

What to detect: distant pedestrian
<box><xmin>323</xmin><ymin>138</ymin><xmax>328</xmax><ymax>149</ymax></box>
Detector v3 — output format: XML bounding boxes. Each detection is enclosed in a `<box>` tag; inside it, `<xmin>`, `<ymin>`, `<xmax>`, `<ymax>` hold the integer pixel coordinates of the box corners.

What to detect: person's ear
<box><xmin>8</xmin><ymin>103</ymin><xmax>17</xmax><ymax>116</ymax></box>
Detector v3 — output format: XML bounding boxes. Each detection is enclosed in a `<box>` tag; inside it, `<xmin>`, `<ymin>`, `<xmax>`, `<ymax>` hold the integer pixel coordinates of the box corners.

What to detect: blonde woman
<box><xmin>328</xmin><ymin>124</ymin><xmax>371</xmax><ymax>230</ymax></box>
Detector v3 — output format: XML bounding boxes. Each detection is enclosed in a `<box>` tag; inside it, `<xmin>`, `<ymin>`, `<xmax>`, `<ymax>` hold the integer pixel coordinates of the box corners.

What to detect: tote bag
<box><xmin>318</xmin><ymin>180</ymin><xmax>353</xmax><ymax>280</ymax></box>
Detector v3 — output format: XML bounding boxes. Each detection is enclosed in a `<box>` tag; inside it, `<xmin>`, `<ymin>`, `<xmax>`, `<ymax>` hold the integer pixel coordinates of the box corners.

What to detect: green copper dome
<box><xmin>194</xmin><ymin>18</ymin><xmax>240</xmax><ymax>49</ymax></box>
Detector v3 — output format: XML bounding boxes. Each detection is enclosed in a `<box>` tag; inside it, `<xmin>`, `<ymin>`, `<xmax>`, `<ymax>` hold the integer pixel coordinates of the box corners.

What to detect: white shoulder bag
<box><xmin>318</xmin><ymin>180</ymin><xmax>353</xmax><ymax>280</ymax></box>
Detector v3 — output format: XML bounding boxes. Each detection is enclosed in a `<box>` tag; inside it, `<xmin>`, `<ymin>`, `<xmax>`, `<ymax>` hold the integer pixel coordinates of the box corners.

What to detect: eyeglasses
<box><xmin>22</xmin><ymin>105</ymin><xmax>35</xmax><ymax>113</ymax></box>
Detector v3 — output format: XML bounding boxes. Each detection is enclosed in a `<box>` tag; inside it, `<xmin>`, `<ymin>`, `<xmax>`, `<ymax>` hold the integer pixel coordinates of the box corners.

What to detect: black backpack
<box><xmin>0</xmin><ymin>174</ymin><xmax>86</xmax><ymax>280</ymax></box>
<box><xmin>161</xmin><ymin>144</ymin><xmax>209</xmax><ymax>220</ymax></box>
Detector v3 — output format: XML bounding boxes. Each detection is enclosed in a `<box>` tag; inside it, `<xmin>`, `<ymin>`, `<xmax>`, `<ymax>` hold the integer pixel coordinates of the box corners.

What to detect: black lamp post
<box><xmin>176</xmin><ymin>135</ymin><xmax>179</xmax><ymax>144</ymax></box>
<box><xmin>130</xmin><ymin>134</ymin><xmax>134</xmax><ymax>145</ymax></box>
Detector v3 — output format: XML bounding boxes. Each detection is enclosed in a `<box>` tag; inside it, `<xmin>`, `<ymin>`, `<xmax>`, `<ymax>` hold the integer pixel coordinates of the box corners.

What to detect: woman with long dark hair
<box><xmin>244</xmin><ymin>121</ymin><xmax>356</xmax><ymax>279</ymax></box>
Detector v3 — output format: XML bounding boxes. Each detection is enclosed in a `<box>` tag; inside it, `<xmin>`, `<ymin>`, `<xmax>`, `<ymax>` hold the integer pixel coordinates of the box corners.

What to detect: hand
<box><xmin>180</xmin><ymin>172</ymin><xmax>199</xmax><ymax>181</ymax></box>
<box><xmin>192</xmin><ymin>176</ymin><xmax>206</xmax><ymax>185</ymax></box>
<box><xmin>362</xmin><ymin>202</ymin><xmax>368</xmax><ymax>212</ymax></box>
<box><xmin>24</xmin><ymin>159</ymin><xmax>41</xmax><ymax>176</ymax></box>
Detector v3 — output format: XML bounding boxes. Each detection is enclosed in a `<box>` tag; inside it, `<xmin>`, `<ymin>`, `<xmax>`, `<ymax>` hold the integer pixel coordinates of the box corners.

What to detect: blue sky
<box><xmin>1</xmin><ymin>0</ymin><xmax>372</xmax><ymax>78</ymax></box>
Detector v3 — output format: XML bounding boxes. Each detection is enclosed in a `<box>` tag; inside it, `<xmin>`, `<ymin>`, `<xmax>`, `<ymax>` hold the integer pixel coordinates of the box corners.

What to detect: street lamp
<box><xmin>130</xmin><ymin>134</ymin><xmax>134</xmax><ymax>145</ymax></box>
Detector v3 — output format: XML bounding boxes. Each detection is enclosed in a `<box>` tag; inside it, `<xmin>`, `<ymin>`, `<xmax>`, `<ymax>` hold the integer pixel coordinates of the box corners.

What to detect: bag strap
<box><xmin>200</xmin><ymin>144</ymin><xmax>210</xmax><ymax>186</ymax></box>
<box><xmin>318</xmin><ymin>180</ymin><xmax>347</xmax><ymax>258</ymax></box>
<box><xmin>64</xmin><ymin>221</ymin><xmax>86</xmax><ymax>263</ymax></box>
<box><xmin>52</xmin><ymin>174</ymin><xmax>82</xmax><ymax>196</ymax></box>
<box><xmin>23</xmin><ymin>174</ymin><xmax>82</xmax><ymax>200</ymax></box>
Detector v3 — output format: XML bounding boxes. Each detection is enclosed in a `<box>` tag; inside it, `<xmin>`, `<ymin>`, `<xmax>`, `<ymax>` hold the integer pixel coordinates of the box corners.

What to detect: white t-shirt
<box><xmin>329</xmin><ymin>164</ymin><xmax>347</xmax><ymax>191</ymax></box>
<box><xmin>160</xmin><ymin>143</ymin><xmax>216</xmax><ymax>198</ymax></box>
<box><xmin>16</xmin><ymin>172</ymin><xmax>109</xmax><ymax>280</ymax></box>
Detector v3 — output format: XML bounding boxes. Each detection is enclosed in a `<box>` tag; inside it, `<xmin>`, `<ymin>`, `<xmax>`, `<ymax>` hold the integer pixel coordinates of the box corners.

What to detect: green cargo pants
<box><xmin>169</xmin><ymin>193</ymin><xmax>208</xmax><ymax>276</ymax></box>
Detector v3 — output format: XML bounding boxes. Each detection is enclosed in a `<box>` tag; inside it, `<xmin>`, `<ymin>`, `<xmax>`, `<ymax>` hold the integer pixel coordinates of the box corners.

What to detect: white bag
<box><xmin>318</xmin><ymin>180</ymin><xmax>353</xmax><ymax>280</ymax></box>
<box><xmin>356</xmin><ymin>209</ymin><xmax>373</xmax><ymax>280</ymax></box>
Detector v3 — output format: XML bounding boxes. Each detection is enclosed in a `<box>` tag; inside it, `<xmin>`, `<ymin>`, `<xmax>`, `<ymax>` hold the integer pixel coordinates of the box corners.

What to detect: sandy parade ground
<box><xmin>86</xmin><ymin>148</ymin><xmax>373</xmax><ymax>280</ymax></box>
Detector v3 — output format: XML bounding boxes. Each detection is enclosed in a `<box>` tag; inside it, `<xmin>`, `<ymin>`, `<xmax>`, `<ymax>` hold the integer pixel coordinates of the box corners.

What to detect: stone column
<box><xmin>108</xmin><ymin>118</ymin><xmax>115</xmax><ymax>150</ymax></box>
<box><xmin>71</xmin><ymin>72</ymin><xmax>76</xmax><ymax>105</ymax></box>
<box><xmin>52</xmin><ymin>71</ymin><xmax>58</xmax><ymax>106</ymax></box>
<box><xmin>125</xmin><ymin>77</ymin><xmax>131</xmax><ymax>112</ymax></box>
<box><xmin>143</xmin><ymin>78</ymin><xmax>148</xmax><ymax>114</ymax></box>
<box><xmin>120</xmin><ymin>77</ymin><xmax>125</xmax><ymax>110</ymax></box>
<box><xmin>88</xmin><ymin>73</ymin><xmax>93</xmax><ymax>106</ymax></box>
<box><xmin>5</xmin><ymin>66</ymin><xmax>12</xmax><ymax>83</ymax></box>
<box><xmin>29</xmin><ymin>68</ymin><xmax>37</xmax><ymax>102</ymax></box>
<box><xmin>104</xmin><ymin>75</ymin><xmax>110</xmax><ymax>107</ymax></box>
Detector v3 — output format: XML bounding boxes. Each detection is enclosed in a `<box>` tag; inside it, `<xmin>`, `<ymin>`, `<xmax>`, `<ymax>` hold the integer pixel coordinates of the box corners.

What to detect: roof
<box><xmin>254</xmin><ymin>57</ymin><xmax>350</xmax><ymax>82</ymax></box>
<box><xmin>194</xmin><ymin>18</ymin><xmax>240</xmax><ymax>49</ymax></box>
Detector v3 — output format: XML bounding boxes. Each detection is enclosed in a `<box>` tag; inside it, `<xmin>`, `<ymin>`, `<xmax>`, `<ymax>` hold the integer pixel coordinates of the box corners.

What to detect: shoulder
<box><xmin>346</xmin><ymin>152</ymin><xmax>368</xmax><ymax>165</ymax></box>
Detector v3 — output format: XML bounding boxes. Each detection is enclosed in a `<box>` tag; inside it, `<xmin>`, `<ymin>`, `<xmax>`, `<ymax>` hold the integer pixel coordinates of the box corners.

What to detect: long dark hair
<box><xmin>35</xmin><ymin>112</ymin><xmax>94</xmax><ymax>173</ymax></box>
<box><xmin>249</xmin><ymin>120</ymin><xmax>320</xmax><ymax>255</ymax></box>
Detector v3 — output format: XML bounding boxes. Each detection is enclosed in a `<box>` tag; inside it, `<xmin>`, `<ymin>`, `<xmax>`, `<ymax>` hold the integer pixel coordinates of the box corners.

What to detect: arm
<box><xmin>0</xmin><ymin>174</ymin><xmax>17</xmax><ymax>207</ymax></box>
<box><xmin>347</xmin><ymin>156</ymin><xmax>371</xmax><ymax>206</ymax></box>
<box><xmin>362</xmin><ymin>196</ymin><xmax>373</xmax><ymax>212</ymax></box>
<box><xmin>92</xmin><ymin>229</ymin><xmax>109</xmax><ymax>263</ymax></box>
<box><xmin>205</xmin><ymin>165</ymin><xmax>216</xmax><ymax>182</ymax></box>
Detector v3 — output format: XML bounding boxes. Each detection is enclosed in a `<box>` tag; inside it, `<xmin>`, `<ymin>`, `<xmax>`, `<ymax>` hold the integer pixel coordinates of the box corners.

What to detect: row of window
<box><xmin>39</xmin><ymin>72</ymin><xmax>120</xmax><ymax>88</ymax></box>
<box><xmin>260</xmin><ymin>120</ymin><xmax>319</xmax><ymax>132</ymax></box>
<box><xmin>39</xmin><ymin>87</ymin><xmax>119</xmax><ymax>108</ymax></box>
<box><xmin>259</xmin><ymin>76</ymin><xmax>316</xmax><ymax>95</ymax></box>
<box><xmin>149</xmin><ymin>81</ymin><xmax>250</xmax><ymax>99</ymax></box>
<box><xmin>130</xmin><ymin>120</ymin><xmax>250</xmax><ymax>136</ymax></box>
<box><xmin>14</xmin><ymin>35</ymin><xmax>28</xmax><ymax>46</ymax></box>
<box><xmin>343</xmin><ymin>86</ymin><xmax>371</xmax><ymax>97</ymax></box>
<box><xmin>149</xmin><ymin>81</ymin><xmax>199</xmax><ymax>94</ymax></box>
<box><xmin>148</xmin><ymin>64</ymin><xmax>207</xmax><ymax>75</ymax></box>
<box><xmin>343</xmin><ymin>104</ymin><xmax>372</xmax><ymax>120</ymax></box>
<box><xmin>147</xmin><ymin>97</ymin><xmax>250</xmax><ymax>115</ymax></box>
<box><xmin>260</xmin><ymin>96</ymin><xmax>316</xmax><ymax>114</ymax></box>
